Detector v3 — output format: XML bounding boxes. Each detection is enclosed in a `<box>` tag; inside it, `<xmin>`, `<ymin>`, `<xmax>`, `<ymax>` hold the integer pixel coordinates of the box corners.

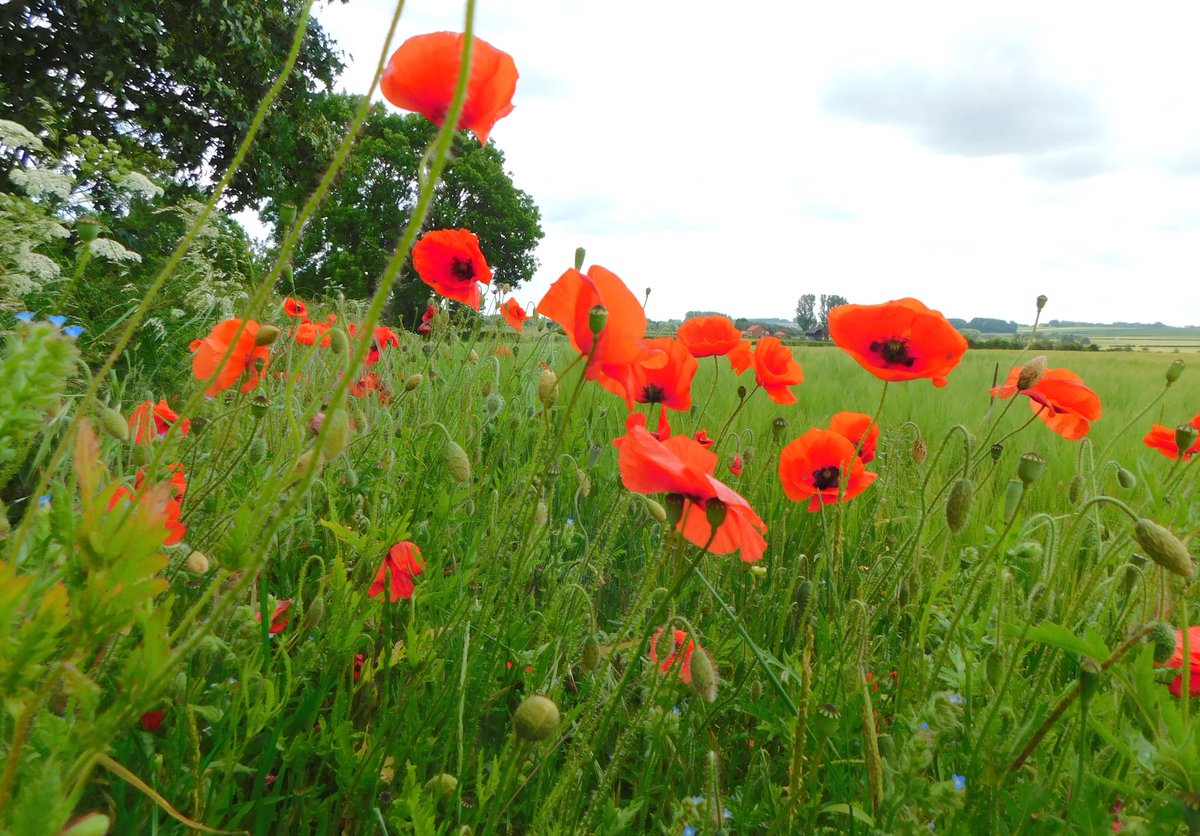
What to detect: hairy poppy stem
<box><xmin>50</xmin><ymin>246</ymin><xmax>92</xmax><ymax>317</ymax></box>
<box><xmin>714</xmin><ymin>384</ymin><xmax>759</xmax><ymax>450</ymax></box>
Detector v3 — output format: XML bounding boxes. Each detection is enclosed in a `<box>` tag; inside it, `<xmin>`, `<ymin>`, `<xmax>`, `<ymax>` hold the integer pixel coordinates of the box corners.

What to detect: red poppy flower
<box><xmin>294</xmin><ymin>318</ymin><xmax>333</xmax><ymax>348</ymax></box>
<box><xmin>1155</xmin><ymin>626</ymin><xmax>1200</xmax><ymax>698</ymax></box>
<box><xmin>539</xmin><ymin>265</ymin><xmax>666</xmax><ymax>407</ymax></box>
<box><xmin>779</xmin><ymin>428</ymin><xmax>879</xmax><ymax>512</ymax></box>
<box><xmin>631</xmin><ymin>337</ymin><xmax>698</xmax><ymax>436</ymax></box>
<box><xmin>109</xmin><ymin>466</ymin><xmax>187</xmax><ymax>546</ymax></box>
<box><xmin>381</xmin><ymin>32</ymin><xmax>518</xmax><ymax>146</ymax></box>
<box><xmin>753</xmin><ymin>337</ymin><xmax>804</xmax><ymax>405</ymax></box>
<box><xmin>828</xmin><ymin>411</ymin><xmax>880</xmax><ymax>463</ymax></box>
<box><xmin>413</xmin><ymin>229</ymin><xmax>493</xmax><ymax>310</ymax></box>
<box><xmin>350</xmin><ymin>372</ymin><xmax>390</xmax><ymax>403</ymax></box>
<box><xmin>283</xmin><ymin>297</ymin><xmax>308</xmax><ymax>318</ymax></box>
<box><xmin>495</xmin><ymin>344</ymin><xmax>512</xmax><ymax>357</ymax></box>
<box><xmin>692</xmin><ymin>429</ymin><xmax>714</xmax><ymax>448</ymax></box>
<box><xmin>369</xmin><ymin>541</ymin><xmax>425</xmax><ymax>602</ymax></box>
<box><xmin>990</xmin><ymin>366</ymin><xmax>1102</xmax><ymax>441</ymax></box>
<box><xmin>128</xmin><ymin>399</ymin><xmax>191</xmax><ymax>445</ymax></box>
<box><xmin>729</xmin><ymin>454</ymin><xmax>743</xmax><ymax>477</ymax></box>
<box><xmin>191</xmin><ymin>319</ymin><xmax>271</xmax><ymax>396</ymax></box>
<box><xmin>140</xmin><ymin>710</ymin><xmax>165</xmax><ymax>732</ymax></box>
<box><xmin>1144</xmin><ymin>413</ymin><xmax>1200</xmax><ymax>460</ymax></box>
<box><xmin>257</xmin><ymin>599</ymin><xmax>293</xmax><ymax>635</ymax></box>
<box><xmin>615</xmin><ymin>414</ymin><xmax>766</xmax><ymax>561</ymax></box>
<box><xmin>500</xmin><ymin>298</ymin><xmax>529</xmax><ymax>332</ymax></box>
<box><xmin>676</xmin><ymin>315</ymin><xmax>753</xmax><ymax>374</ymax></box>
<box><xmin>828</xmin><ymin>298</ymin><xmax>968</xmax><ymax>387</ymax></box>
<box><xmin>373</xmin><ymin>325</ymin><xmax>400</xmax><ymax>349</ymax></box>
<box><xmin>353</xmin><ymin>652</ymin><xmax>366</xmax><ymax>682</ymax></box>
<box><xmin>649</xmin><ymin>627</ymin><xmax>695</xmax><ymax>682</ymax></box>
<box><xmin>418</xmin><ymin>303</ymin><xmax>437</xmax><ymax>336</ymax></box>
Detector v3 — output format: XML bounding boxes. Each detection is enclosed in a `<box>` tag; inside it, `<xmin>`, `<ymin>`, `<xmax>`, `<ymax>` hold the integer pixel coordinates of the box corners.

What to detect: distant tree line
<box><xmin>794</xmin><ymin>294</ymin><xmax>848</xmax><ymax>335</ymax></box>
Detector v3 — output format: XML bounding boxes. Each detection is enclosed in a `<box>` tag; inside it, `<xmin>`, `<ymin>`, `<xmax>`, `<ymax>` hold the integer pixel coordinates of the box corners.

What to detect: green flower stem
<box><xmin>714</xmin><ymin>384</ymin><xmax>759</xmax><ymax>450</ymax></box>
<box><xmin>51</xmin><ymin>246</ymin><xmax>93</xmax><ymax>316</ymax></box>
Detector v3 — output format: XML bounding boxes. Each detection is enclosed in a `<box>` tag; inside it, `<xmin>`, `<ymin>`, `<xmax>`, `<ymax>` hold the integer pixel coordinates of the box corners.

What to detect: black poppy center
<box><xmin>450</xmin><ymin>257</ymin><xmax>476</xmax><ymax>280</ymax></box>
<box><xmin>812</xmin><ymin>465</ymin><xmax>840</xmax><ymax>490</ymax></box>
<box><xmin>641</xmin><ymin>383</ymin><xmax>666</xmax><ymax>403</ymax></box>
<box><xmin>869</xmin><ymin>337</ymin><xmax>916</xmax><ymax>367</ymax></box>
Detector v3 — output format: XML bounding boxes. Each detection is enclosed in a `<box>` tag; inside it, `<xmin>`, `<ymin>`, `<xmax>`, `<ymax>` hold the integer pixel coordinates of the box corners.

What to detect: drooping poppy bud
<box><xmin>445</xmin><ymin>440</ymin><xmax>471</xmax><ymax>484</ymax></box>
<box><xmin>1133</xmin><ymin>519</ymin><xmax>1194</xmax><ymax>580</ymax></box>
<box><xmin>689</xmin><ymin>647</ymin><xmax>719</xmax><ymax>704</ymax></box>
<box><xmin>1003</xmin><ymin>479</ymin><xmax>1024</xmax><ymax>524</ymax></box>
<box><xmin>946</xmin><ymin>478</ymin><xmax>974</xmax><ymax>533</ymax></box>
<box><xmin>254</xmin><ymin>325</ymin><xmax>281</xmax><ymax>347</ymax></box>
<box><xmin>1116</xmin><ymin>467</ymin><xmax>1137</xmax><ymax>490</ymax></box>
<box><xmin>99</xmin><ymin>406</ymin><xmax>130</xmax><ymax>441</ymax></box>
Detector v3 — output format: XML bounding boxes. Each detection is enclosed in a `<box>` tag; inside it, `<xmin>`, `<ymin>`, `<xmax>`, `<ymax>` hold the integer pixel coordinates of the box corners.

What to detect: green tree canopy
<box><xmin>279</xmin><ymin>97</ymin><xmax>543</xmax><ymax>328</ymax></box>
<box><xmin>0</xmin><ymin>0</ymin><xmax>345</xmax><ymax>210</ymax></box>
<box><xmin>795</xmin><ymin>294</ymin><xmax>817</xmax><ymax>332</ymax></box>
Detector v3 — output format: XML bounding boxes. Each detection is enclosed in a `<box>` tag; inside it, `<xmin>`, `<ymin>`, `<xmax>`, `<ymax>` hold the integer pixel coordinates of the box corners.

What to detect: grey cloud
<box><xmin>822</xmin><ymin>37</ymin><xmax>1108</xmax><ymax>160</ymax></box>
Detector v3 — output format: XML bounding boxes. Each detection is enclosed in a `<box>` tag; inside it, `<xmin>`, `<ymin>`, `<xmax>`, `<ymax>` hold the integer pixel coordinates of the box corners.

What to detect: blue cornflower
<box><xmin>683</xmin><ymin>827</ymin><xmax>697</xmax><ymax>836</ymax></box>
<box><xmin>920</xmin><ymin>722</ymin><xmax>930</xmax><ymax>731</ymax></box>
<box><xmin>47</xmin><ymin>314</ymin><xmax>67</xmax><ymax>327</ymax></box>
<box><xmin>63</xmin><ymin>325</ymin><xmax>84</xmax><ymax>339</ymax></box>
<box><xmin>37</xmin><ymin>494</ymin><xmax>51</xmax><ymax>506</ymax></box>
<box><xmin>689</xmin><ymin>796</ymin><xmax>704</xmax><ymax>805</ymax></box>
<box><xmin>15</xmin><ymin>311</ymin><xmax>35</xmax><ymax>322</ymax></box>
<box><xmin>948</xmin><ymin>692</ymin><xmax>965</xmax><ymax>705</ymax></box>
<box><xmin>952</xmin><ymin>774</ymin><xmax>966</xmax><ymax>791</ymax></box>
<box><xmin>724</xmin><ymin>808</ymin><xmax>733</xmax><ymax>821</ymax></box>
<box><xmin>672</xmin><ymin>706</ymin><xmax>681</xmax><ymax>715</ymax></box>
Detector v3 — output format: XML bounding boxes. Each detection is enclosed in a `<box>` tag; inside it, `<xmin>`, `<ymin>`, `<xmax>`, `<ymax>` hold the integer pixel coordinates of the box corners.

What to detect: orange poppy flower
<box><xmin>676</xmin><ymin>315</ymin><xmax>753</xmax><ymax>374</ymax></box>
<box><xmin>1144</xmin><ymin>413</ymin><xmax>1200</xmax><ymax>460</ymax></box>
<box><xmin>500</xmin><ymin>297</ymin><xmax>529</xmax><ymax>332</ymax></box>
<box><xmin>990</xmin><ymin>366</ymin><xmax>1102</xmax><ymax>440</ymax></box>
<box><xmin>257</xmin><ymin>599</ymin><xmax>293</xmax><ymax>635</ymax></box>
<box><xmin>381</xmin><ymin>32</ymin><xmax>518</xmax><ymax>146</ymax></box>
<box><xmin>128</xmin><ymin>399</ymin><xmax>191</xmax><ymax>445</ymax></box>
<box><xmin>649</xmin><ymin>627</ymin><xmax>695</xmax><ymax>682</ymax></box>
<box><xmin>293</xmin><ymin>318</ymin><xmax>332</xmax><ymax>348</ymax></box>
<box><xmin>538</xmin><ymin>265</ymin><xmax>666</xmax><ymax>408</ymax></box>
<box><xmin>615</xmin><ymin>414</ymin><xmax>766</xmax><ymax>561</ymax></box>
<box><xmin>779</xmin><ymin>428</ymin><xmax>878</xmax><ymax>512</ymax></box>
<box><xmin>753</xmin><ymin>337</ymin><xmax>804</xmax><ymax>405</ymax></box>
<box><xmin>369</xmin><ymin>541</ymin><xmax>425</xmax><ymax>602</ymax></box>
<box><xmin>412</xmin><ymin>228</ymin><xmax>493</xmax><ymax>310</ymax></box>
<box><xmin>631</xmin><ymin>337</ymin><xmax>698</xmax><ymax>428</ymax></box>
<box><xmin>828</xmin><ymin>411</ymin><xmax>880</xmax><ymax>463</ymax></box>
<box><xmin>108</xmin><ymin>464</ymin><xmax>187</xmax><ymax>546</ymax></box>
<box><xmin>190</xmin><ymin>319</ymin><xmax>271</xmax><ymax>396</ymax></box>
<box><xmin>827</xmin><ymin>298</ymin><xmax>967</xmax><ymax>387</ymax></box>
<box><xmin>283</xmin><ymin>297</ymin><xmax>307</xmax><ymax>318</ymax></box>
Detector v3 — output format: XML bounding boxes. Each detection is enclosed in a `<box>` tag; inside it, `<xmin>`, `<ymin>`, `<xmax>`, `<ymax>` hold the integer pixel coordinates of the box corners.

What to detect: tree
<box><xmin>795</xmin><ymin>294</ymin><xmax>817</xmax><ymax>332</ymax></box>
<box><xmin>0</xmin><ymin>0</ymin><xmax>346</xmax><ymax>210</ymax></box>
<box><xmin>280</xmin><ymin>97</ymin><xmax>543</xmax><ymax>328</ymax></box>
<box><xmin>819</xmin><ymin>294</ymin><xmax>849</xmax><ymax>331</ymax></box>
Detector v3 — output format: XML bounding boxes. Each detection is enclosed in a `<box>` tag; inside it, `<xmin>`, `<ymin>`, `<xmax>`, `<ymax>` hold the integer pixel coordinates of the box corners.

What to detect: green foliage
<box><xmin>795</xmin><ymin>293</ymin><xmax>817</xmax><ymax>332</ymax></box>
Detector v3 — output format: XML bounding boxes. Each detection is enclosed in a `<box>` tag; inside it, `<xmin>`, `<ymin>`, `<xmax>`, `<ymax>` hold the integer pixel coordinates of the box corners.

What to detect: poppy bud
<box><xmin>912</xmin><ymin>437</ymin><xmax>928</xmax><ymax>465</ymax></box>
<box><xmin>299</xmin><ymin>595</ymin><xmax>325</xmax><ymax>633</ymax></box>
<box><xmin>772</xmin><ymin>416</ymin><xmax>788</xmax><ymax>443</ymax></box>
<box><xmin>1068</xmin><ymin>474</ymin><xmax>1084</xmax><ymax>506</ymax></box>
<box><xmin>60</xmin><ymin>813</ymin><xmax>110</xmax><ymax>836</ymax></box>
<box><xmin>1133</xmin><ymin>518</ymin><xmax>1194</xmax><ymax>580</ymax></box>
<box><xmin>654</xmin><ymin>627</ymin><xmax>676</xmax><ymax>662</ymax></box>
<box><xmin>1150</xmin><ymin>622</ymin><xmax>1177</xmax><ymax>664</ymax></box>
<box><xmin>1036</xmin><ymin>294</ymin><xmax>1048</xmax><ymax>312</ymax></box>
<box><xmin>588</xmin><ymin>443</ymin><xmax>602</xmax><ymax>468</ymax></box>
<box><xmin>282</xmin><ymin>262</ymin><xmax>294</xmax><ymax>282</ymax></box>
<box><xmin>445</xmin><ymin>441</ymin><xmax>471</xmax><ymax>484</ymax></box>
<box><xmin>985</xmin><ymin>650</ymin><xmax>1003</xmax><ymax>689</ymax></box>
<box><xmin>405</xmin><ymin>373</ymin><xmax>423</xmax><ymax>391</ymax></box>
<box><xmin>251</xmin><ymin>394</ymin><xmax>270</xmax><ymax>420</ymax></box>
<box><xmin>574</xmin><ymin>246</ymin><xmax>586</xmax><ymax>271</ymax></box>
<box><xmin>185</xmin><ymin>550</ymin><xmax>210</xmax><ymax>573</ymax></box>
<box><xmin>750</xmin><ymin>680</ymin><xmax>763</xmax><ymax>700</ymax></box>
<box><xmin>1116</xmin><ymin>467</ymin><xmax>1137</xmax><ymax>489</ymax></box>
<box><xmin>1027</xmin><ymin>582</ymin><xmax>1049</xmax><ymax>621</ymax></box>
<box><xmin>794</xmin><ymin>578</ymin><xmax>813</xmax><ymax>620</ymax></box>
<box><xmin>538</xmin><ymin>367</ymin><xmax>558</xmax><ymax>408</ymax></box>
<box><xmin>575</xmin><ymin>468</ymin><xmax>591</xmax><ymax>497</ymax></box>
<box><xmin>425</xmin><ymin>773</ymin><xmax>458</xmax><ymax>800</ymax></box>
<box><xmin>291</xmin><ymin>449</ymin><xmax>322</xmax><ymax>482</ymax></box>
<box><xmin>321</xmin><ymin>408</ymin><xmax>350</xmax><ymax>459</ymax></box>
<box><xmin>76</xmin><ymin>216</ymin><xmax>100</xmax><ymax>242</ymax></box>
<box><xmin>1003</xmin><ymin>479</ymin><xmax>1024</xmax><ymax>524</ymax></box>
<box><xmin>736</xmin><ymin>385</ymin><xmax>747</xmax><ymax>400</ymax></box>
<box><xmin>990</xmin><ymin>443</ymin><xmax>1003</xmax><ymax>462</ymax></box>
<box><xmin>468</xmin><ymin>349</ymin><xmax>479</xmax><ymax>364</ymax></box>
<box><xmin>588</xmin><ymin>305</ymin><xmax>608</xmax><ymax>337</ymax></box>
<box><xmin>945</xmin><ymin>478</ymin><xmax>974</xmax><ymax>533</ymax></box>
<box><xmin>1017</xmin><ymin>356</ymin><xmax>1047</xmax><ymax>390</ymax></box>
<box><xmin>1176</xmin><ymin>423</ymin><xmax>1199</xmax><ymax>456</ymax></box>
<box><xmin>485</xmin><ymin>393</ymin><xmax>504</xmax><ymax>418</ymax></box>
<box><xmin>1078</xmin><ymin>657</ymin><xmax>1101</xmax><ymax>711</ymax></box>
<box><xmin>1017</xmin><ymin>452</ymin><xmax>1045</xmax><ymax>486</ymax></box>
<box><xmin>580</xmin><ymin>635</ymin><xmax>601</xmax><ymax>672</ymax></box>
<box><xmin>328</xmin><ymin>327</ymin><xmax>349</xmax><ymax>355</ymax></box>
<box><xmin>646</xmin><ymin>498</ymin><xmax>668</xmax><ymax>524</ymax></box>
<box><xmin>278</xmin><ymin>202</ymin><xmax>297</xmax><ymax>226</ymax></box>
<box><xmin>814</xmin><ymin>702</ymin><xmax>841</xmax><ymax>739</ymax></box>
<box><xmin>513</xmin><ymin>694</ymin><xmax>560</xmax><ymax>742</ymax></box>
<box><xmin>742</xmin><ymin>445</ymin><xmax>755</xmax><ymax>464</ymax></box>
<box><xmin>535</xmin><ymin>501</ymin><xmax>547</xmax><ymax>527</ymax></box>
<box><xmin>1166</xmin><ymin>358</ymin><xmax>1184</xmax><ymax>385</ymax></box>
<box><xmin>705</xmin><ymin>499</ymin><xmax>727</xmax><ymax>531</ymax></box>
<box><xmin>750</xmin><ymin>564</ymin><xmax>767</xmax><ymax>577</ymax></box>
<box><xmin>254</xmin><ymin>325</ymin><xmax>280</xmax><ymax>347</ymax></box>
<box><xmin>99</xmin><ymin>406</ymin><xmax>129</xmax><ymax>441</ymax></box>
<box><xmin>689</xmin><ymin>648</ymin><xmax>719</xmax><ymax>704</ymax></box>
<box><xmin>422</xmin><ymin>344</ymin><xmax>434</xmax><ymax>356</ymax></box>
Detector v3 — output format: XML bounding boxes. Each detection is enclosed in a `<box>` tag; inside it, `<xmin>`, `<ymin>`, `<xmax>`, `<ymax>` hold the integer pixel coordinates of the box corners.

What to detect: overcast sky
<box><xmin>306</xmin><ymin>0</ymin><xmax>1200</xmax><ymax>326</ymax></box>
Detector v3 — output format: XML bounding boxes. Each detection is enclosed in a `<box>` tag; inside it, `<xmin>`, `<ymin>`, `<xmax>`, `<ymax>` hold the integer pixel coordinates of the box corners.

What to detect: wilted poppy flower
<box><xmin>369</xmin><ymin>541</ymin><xmax>425</xmax><ymax>602</ymax></box>
<box><xmin>257</xmin><ymin>599</ymin><xmax>293</xmax><ymax>635</ymax></box>
<box><xmin>753</xmin><ymin>338</ymin><xmax>804</xmax><ymax>405</ymax></box>
<box><xmin>500</xmin><ymin>298</ymin><xmax>529</xmax><ymax>332</ymax></box>
<box><xmin>129</xmin><ymin>399</ymin><xmax>191</xmax><ymax>445</ymax></box>
<box><xmin>991</xmin><ymin>366</ymin><xmax>1102</xmax><ymax>441</ymax></box>
<box><xmin>283</xmin><ymin>297</ymin><xmax>308</xmax><ymax>318</ymax></box>
<box><xmin>191</xmin><ymin>319</ymin><xmax>271</xmax><ymax>396</ymax></box>
<box><xmin>615</xmin><ymin>414</ymin><xmax>766</xmax><ymax>561</ymax></box>
<box><xmin>413</xmin><ymin>229</ymin><xmax>493</xmax><ymax>309</ymax></box>
<box><xmin>676</xmin><ymin>315</ymin><xmax>753</xmax><ymax>374</ymax></box>
<box><xmin>828</xmin><ymin>411</ymin><xmax>880</xmax><ymax>463</ymax></box>
<box><xmin>693</xmin><ymin>429</ymin><xmax>714</xmax><ymax>448</ymax></box>
<box><xmin>650</xmin><ymin>627</ymin><xmax>695</xmax><ymax>682</ymax></box>
<box><xmin>1144</xmin><ymin>413</ymin><xmax>1200</xmax><ymax>460</ymax></box>
<box><xmin>779</xmin><ymin>428</ymin><xmax>878</xmax><ymax>511</ymax></box>
<box><xmin>828</xmin><ymin>298</ymin><xmax>967</xmax><ymax>387</ymax></box>
<box><xmin>729</xmin><ymin>454</ymin><xmax>743</xmax><ymax>476</ymax></box>
<box><xmin>381</xmin><ymin>32</ymin><xmax>517</xmax><ymax>146</ymax></box>
<box><xmin>539</xmin><ymin>265</ymin><xmax>666</xmax><ymax>408</ymax></box>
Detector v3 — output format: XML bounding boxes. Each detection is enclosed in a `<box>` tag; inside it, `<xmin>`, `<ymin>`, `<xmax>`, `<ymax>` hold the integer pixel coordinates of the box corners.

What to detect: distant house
<box><xmin>743</xmin><ymin>324</ymin><xmax>770</xmax><ymax>339</ymax></box>
<box><xmin>771</xmin><ymin>330</ymin><xmax>789</xmax><ymax>338</ymax></box>
<box><xmin>805</xmin><ymin>328</ymin><xmax>828</xmax><ymax>341</ymax></box>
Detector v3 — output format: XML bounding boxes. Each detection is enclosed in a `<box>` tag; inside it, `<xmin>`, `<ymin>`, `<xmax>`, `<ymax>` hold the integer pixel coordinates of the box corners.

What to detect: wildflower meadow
<box><xmin>2</xmin><ymin>3</ymin><xmax>1199</xmax><ymax>834</ymax></box>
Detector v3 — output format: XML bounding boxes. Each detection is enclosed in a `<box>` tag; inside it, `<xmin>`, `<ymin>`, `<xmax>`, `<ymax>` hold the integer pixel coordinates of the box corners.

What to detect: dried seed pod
<box><xmin>911</xmin><ymin>437</ymin><xmax>928</xmax><ymax>465</ymax></box>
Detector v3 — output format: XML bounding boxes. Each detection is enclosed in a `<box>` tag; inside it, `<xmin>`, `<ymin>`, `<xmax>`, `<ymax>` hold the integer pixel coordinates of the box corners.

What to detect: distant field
<box><xmin>1015</xmin><ymin>324</ymin><xmax>1200</xmax><ymax>352</ymax></box>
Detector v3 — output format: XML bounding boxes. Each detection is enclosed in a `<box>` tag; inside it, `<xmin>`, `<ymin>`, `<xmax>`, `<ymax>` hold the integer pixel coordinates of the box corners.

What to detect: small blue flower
<box><xmin>723</xmin><ymin>808</ymin><xmax>733</xmax><ymax>821</ymax></box>
<box><xmin>927</xmin><ymin>823</ymin><xmax>936</xmax><ymax>831</ymax></box>
<box><xmin>952</xmin><ymin>774</ymin><xmax>966</xmax><ymax>791</ymax></box>
<box><xmin>683</xmin><ymin>827</ymin><xmax>697</xmax><ymax>836</ymax></box>
<box><xmin>920</xmin><ymin>722</ymin><xmax>930</xmax><ymax>731</ymax></box>
<box><xmin>48</xmin><ymin>314</ymin><xmax>67</xmax><ymax>327</ymax></box>
<box><xmin>689</xmin><ymin>796</ymin><xmax>704</xmax><ymax>805</ymax></box>
<box><xmin>15</xmin><ymin>311</ymin><xmax>35</xmax><ymax>322</ymax></box>
<box><xmin>948</xmin><ymin>692</ymin><xmax>965</xmax><ymax>705</ymax></box>
<box><xmin>672</xmin><ymin>706</ymin><xmax>681</xmax><ymax>715</ymax></box>
<box><xmin>37</xmin><ymin>494</ymin><xmax>51</xmax><ymax>506</ymax></box>
<box><xmin>566</xmin><ymin>517</ymin><xmax>575</xmax><ymax>526</ymax></box>
<box><xmin>63</xmin><ymin>325</ymin><xmax>84</xmax><ymax>339</ymax></box>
